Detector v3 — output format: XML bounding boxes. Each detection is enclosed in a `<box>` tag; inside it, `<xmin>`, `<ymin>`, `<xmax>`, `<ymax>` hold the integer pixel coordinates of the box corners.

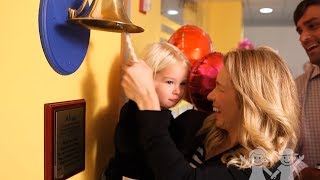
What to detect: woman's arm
<box><xmin>136</xmin><ymin>110</ymin><xmax>248</xmax><ymax>180</ymax></box>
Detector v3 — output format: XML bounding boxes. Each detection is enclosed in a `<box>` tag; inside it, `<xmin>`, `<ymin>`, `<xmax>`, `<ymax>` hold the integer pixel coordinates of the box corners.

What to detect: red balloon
<box><xmin>168</xmin><ymin>25</ymin><xmax>213</xmax><ymax>66</ymax></box>
<box><xmin>188</xmin><ymin>52</ymin><xmax>224</xmax><ymax>113</ymax></box>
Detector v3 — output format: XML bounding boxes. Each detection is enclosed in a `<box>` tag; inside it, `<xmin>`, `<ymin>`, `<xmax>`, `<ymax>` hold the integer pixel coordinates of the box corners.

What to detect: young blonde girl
<box><xmin>105</xmin><ymin>42</ymin><xmax>190</xmax><ymax>179</ymax></box>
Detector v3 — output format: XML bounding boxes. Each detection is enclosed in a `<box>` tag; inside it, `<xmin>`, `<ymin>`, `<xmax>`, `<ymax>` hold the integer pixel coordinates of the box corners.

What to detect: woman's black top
<box><xmin>105</xmin><ymin>100</ymin><xmax>279</xmax><ymax>180</ymax></box>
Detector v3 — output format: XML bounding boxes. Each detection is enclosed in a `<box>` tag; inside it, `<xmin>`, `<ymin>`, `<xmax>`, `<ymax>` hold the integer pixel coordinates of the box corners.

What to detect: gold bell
<box><xmin>68</xmin><ymin>0</ymin><xmax>144</xmax><ymax>33</ymax></box>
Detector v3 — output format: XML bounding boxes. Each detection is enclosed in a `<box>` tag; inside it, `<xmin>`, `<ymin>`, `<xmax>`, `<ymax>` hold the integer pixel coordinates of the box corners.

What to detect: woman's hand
<box><xmin>121</xmin><ymin>59</ymin><xmax>161</xmax><ymax>110</ymax></box>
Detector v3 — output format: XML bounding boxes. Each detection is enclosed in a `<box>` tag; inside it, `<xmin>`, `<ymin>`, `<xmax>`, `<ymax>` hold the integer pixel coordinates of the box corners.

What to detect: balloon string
<box><xmin>125</xmin><ymin>33</ymin><xmax>138</xmax><ymax>62</ymax></box>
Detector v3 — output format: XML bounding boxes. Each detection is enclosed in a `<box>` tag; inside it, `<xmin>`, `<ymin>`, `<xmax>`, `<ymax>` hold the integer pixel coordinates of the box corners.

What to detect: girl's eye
<box><xmin>180</xmin><ymin>81</ymin><xmax>187</xmax><ymax>86</ymax></box>
<box><xmin>166</xmin><ymin>81</ymin><xmax>174</xmax><ymax>85</ymax></box>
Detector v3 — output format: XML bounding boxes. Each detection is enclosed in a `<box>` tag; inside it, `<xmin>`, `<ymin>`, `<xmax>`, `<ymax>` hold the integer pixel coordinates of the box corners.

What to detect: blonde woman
<box><xmin>105</xmin><ymin>42</ymin><xmax>191</xmax><ymax>179</ymax></box>
<box><xmin>121</xmin><ymin>47</ymin><xmax>300</xmax><ymax>179</ymax></box>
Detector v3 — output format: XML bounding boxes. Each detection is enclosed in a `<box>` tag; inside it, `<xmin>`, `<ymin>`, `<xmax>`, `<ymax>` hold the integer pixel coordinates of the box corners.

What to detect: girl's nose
<box><xmin>173</xmin><ymin>86</ymin><xmax>181</xmax><ymax>95</ymax></box>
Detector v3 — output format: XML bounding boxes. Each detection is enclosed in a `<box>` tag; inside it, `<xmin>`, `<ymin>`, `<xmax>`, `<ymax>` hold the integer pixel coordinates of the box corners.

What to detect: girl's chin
<box><xmin>163</xmin><ymin>102</ymin><xmax>178</xmax><ymax>109</ymax></box>
<box><xmin>160</xmin><ymin>105</ymin><xmax>172</xmax><ymax>110</ymax></box>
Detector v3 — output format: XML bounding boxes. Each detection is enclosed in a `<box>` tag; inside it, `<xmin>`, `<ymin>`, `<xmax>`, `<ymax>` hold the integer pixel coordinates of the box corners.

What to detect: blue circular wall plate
<box><xmin>39</xmin><ymin>0</ymin><xmax>90</xmax><ymax>75</ymax></box>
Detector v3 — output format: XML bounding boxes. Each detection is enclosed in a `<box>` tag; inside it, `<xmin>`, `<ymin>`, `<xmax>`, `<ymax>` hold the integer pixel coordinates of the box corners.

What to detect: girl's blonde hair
<box><xmin>200</xmin><ymin>47</ymin><xmax>300</xmax><ymax>168</ymax></box>
<box><xmin>140</xmin><ymin>42</ymin><xmax>190</xmax><ymax>77</ymax></box>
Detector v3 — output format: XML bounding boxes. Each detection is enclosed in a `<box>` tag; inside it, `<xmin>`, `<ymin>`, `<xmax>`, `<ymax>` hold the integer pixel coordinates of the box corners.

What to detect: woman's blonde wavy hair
<box><xmin>140</xmin><ymin>42</ymin><xmax>190</xmax><ymax>78</ymax></box>
<box><xmin>199</xmin><ymin>46</ymin><xmax>300</xmax><ymax>169</ymax></box>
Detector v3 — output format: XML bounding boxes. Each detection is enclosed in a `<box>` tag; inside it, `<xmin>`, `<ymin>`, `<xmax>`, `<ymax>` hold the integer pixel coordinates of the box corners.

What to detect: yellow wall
<box><xmin>130</xmin><ymin>0</ymin><xmax>161</xmax><ymax>56</ymax></box>
<box><xmin>0</xmin><ymin>0</ymin><xmax>241</xmax><ymax>179</ymax></box>
<box><xmin>0</xmin><ymin>0</ymin><xmax>124</xmax><ymax>180</ymax></box>
<box><xmin>198</xmin><ymin>0</ymin><xmax>243</xmax><ymax>53</ymax></box>
<box><xmin>130</xmin><ymin>0</ymin><xmax>243</xmax><ymax>56</ymax></box>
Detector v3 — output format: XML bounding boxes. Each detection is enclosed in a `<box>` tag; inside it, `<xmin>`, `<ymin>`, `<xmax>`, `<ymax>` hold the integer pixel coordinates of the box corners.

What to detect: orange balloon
<box><xmin>168</xmin><ymin>25</ymin><xmax>214</xmax><ymax>66</ymax></box>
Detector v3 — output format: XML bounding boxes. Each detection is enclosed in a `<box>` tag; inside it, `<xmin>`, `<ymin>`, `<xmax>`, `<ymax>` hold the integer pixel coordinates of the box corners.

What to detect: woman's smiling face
<box><xmin>207</xmin><ymin>67</ymin><xmax>242</xmax><ymax>133</ymax></box>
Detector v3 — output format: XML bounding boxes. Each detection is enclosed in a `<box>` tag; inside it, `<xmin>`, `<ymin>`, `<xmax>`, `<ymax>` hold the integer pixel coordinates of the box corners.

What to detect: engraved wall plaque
<box><xmin>45</xmin><ymin>99</ymin><xmax>85</xmax><ymax>180</ymax></box>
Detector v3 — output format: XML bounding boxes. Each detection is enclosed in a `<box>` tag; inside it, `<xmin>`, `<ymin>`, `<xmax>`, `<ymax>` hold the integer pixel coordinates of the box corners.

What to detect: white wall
<box><xmin>244</xmin><ymin>26</ymin><xmax>309</xmax><ymax>78</ymax></box>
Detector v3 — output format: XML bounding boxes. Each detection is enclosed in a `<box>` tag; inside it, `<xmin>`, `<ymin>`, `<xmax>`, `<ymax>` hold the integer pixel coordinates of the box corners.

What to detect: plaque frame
<box><xmin>44</xmin><ymin>99</ymin><xmax>86</xmax><ymax>180</ymax></box>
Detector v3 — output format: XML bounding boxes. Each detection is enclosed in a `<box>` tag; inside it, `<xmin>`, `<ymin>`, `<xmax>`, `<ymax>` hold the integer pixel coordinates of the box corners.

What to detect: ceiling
<box><xmin>243</xmin><ymin>0</ymin><xmax>302</xmax><ymax>26</ymax></box>
<box><xmin>161</xmin><ymin>0</ymin><xmax>303</xmax><ymax>26</ymax></box>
